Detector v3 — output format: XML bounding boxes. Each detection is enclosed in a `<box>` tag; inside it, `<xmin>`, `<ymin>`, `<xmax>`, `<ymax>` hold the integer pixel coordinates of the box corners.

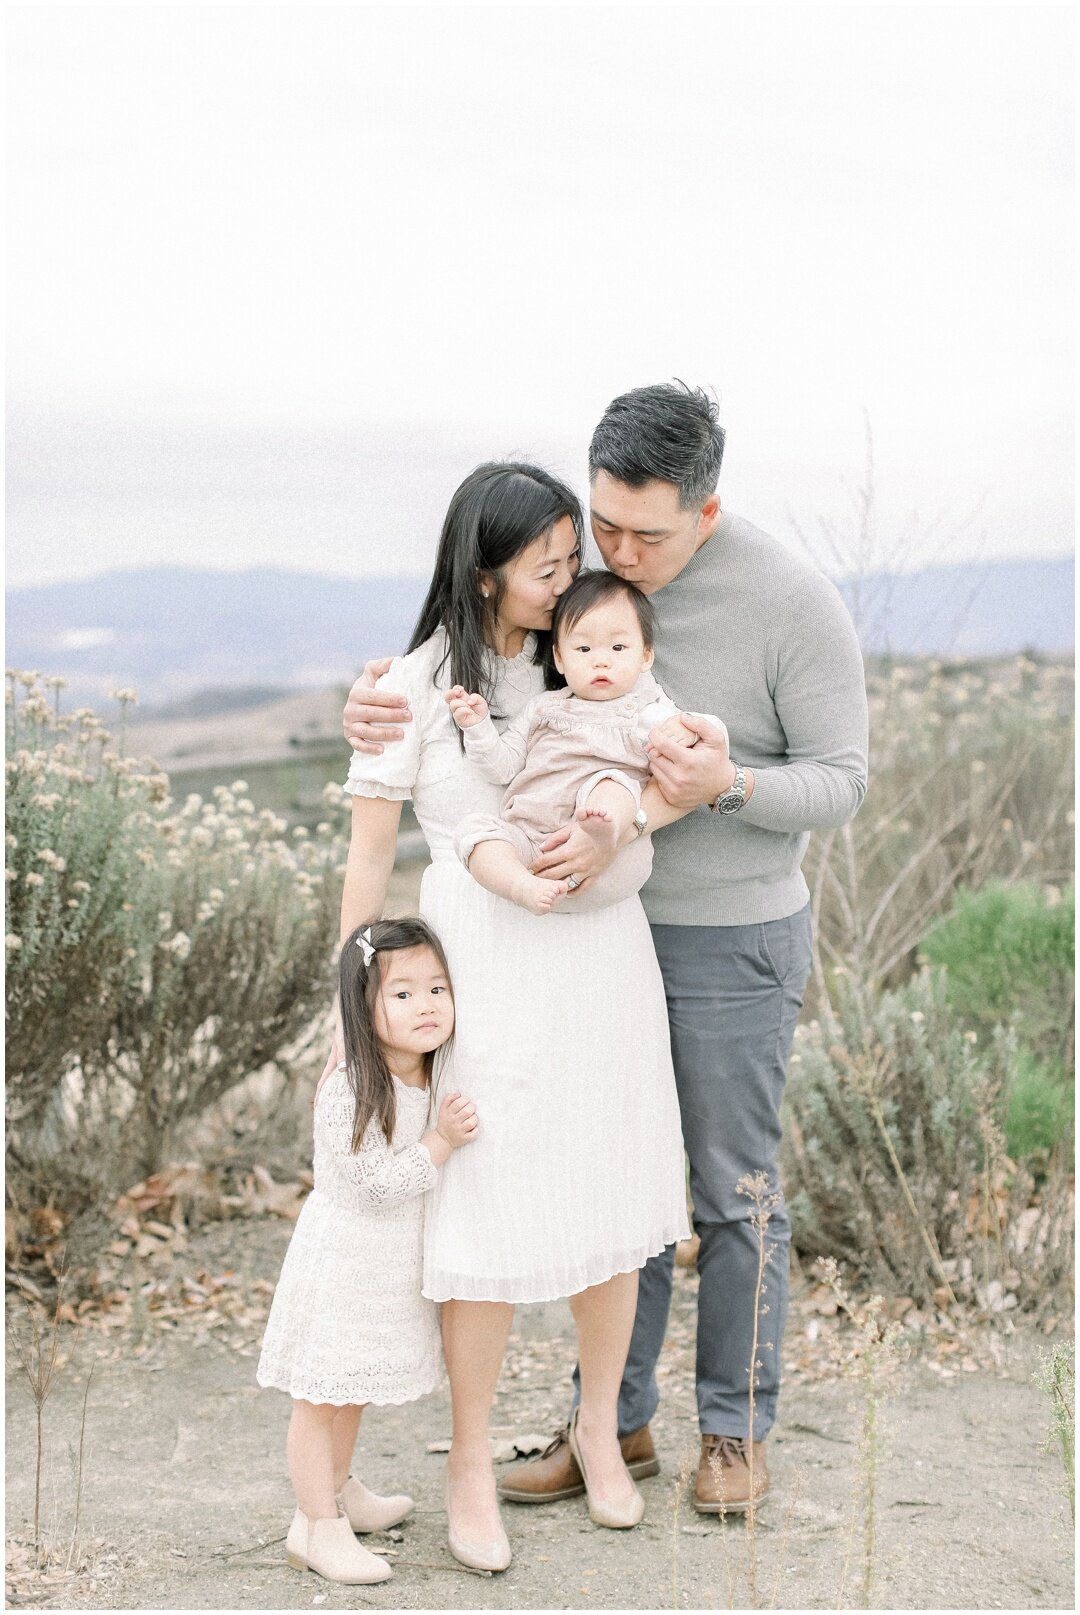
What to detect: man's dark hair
<box><xmin>588</xmin><ymin>381</ymin><xmax>724</xmax><ymax>509</ymax></box>
<box><xmin>551</xmin><ymin>569</ymin><xmax>656</xmax><ymax>652</ymax></box>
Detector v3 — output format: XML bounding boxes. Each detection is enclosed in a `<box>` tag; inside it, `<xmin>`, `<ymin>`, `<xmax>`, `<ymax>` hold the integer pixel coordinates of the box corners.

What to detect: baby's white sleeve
<box><xmin>635</xmin><ymin>684</ymin><xmax>723</xmax><ymax>745</ymax></box>
<box><xmin>343</xmin><ymin>657</ymin><xmax>422</xmax><ymax>800</ymax></box>
<box><xmin>461</xmin><ymin>695</ymin><xmax>541</xmax><ymax>784</ymax></box>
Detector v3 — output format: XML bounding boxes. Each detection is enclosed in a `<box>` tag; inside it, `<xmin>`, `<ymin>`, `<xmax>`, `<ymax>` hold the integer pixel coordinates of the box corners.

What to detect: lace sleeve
<box><xmin>320</xmin><ymin>1088</ymin><xmax>438</xmax><ymax>1209</ymax></box>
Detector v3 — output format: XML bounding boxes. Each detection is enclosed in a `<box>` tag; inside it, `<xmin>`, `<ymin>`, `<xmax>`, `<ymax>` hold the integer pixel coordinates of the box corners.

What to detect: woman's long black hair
<box><xmin>339</xmin><ymin>917</ymin><xmax>454</xmax><ymax>1149</ymax></box>
<box><xmin>408</xmin><ymin>462</ymin><xmax>583</xmax><ymax>735</ymax></box>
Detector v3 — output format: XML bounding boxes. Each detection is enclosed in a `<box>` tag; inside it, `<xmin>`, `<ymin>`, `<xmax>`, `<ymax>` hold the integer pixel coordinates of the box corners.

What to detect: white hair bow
<box><xmin>356</xmin><ymin>927</ymin><xmax>375</xmax><ymax>966</ymax></box>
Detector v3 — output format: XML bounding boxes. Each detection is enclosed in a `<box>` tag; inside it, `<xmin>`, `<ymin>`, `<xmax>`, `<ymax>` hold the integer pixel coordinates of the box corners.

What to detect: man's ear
<box><xmin>697</xmin><ymin>495</ymin><xmax>720</xmax><ymax>538</ymax></box>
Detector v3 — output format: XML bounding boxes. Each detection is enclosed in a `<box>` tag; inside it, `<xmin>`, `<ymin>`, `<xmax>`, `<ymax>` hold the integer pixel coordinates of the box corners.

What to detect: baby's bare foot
<box><xmin>575</xmin><ymin>803</ymin><xmax>620</xmax><ymax>858</ymax></box>
<box><xmin>509</xmin><ymin>872</ymin><xmax>569</xmax><ymax>915</ymax></box>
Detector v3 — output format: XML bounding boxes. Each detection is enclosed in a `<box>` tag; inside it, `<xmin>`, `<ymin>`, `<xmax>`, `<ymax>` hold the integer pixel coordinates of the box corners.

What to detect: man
<box><xmin>343</xmin><ymin>383</ymin><xmax>868</xmax><ymax>1512</ymax></box>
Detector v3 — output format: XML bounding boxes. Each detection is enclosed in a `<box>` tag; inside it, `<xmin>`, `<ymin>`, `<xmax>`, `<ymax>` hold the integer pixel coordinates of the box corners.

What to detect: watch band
<box><xmin>709</xmin><ymin>763</ymin><xmax>747</xmax><ymax>815</ymax></box>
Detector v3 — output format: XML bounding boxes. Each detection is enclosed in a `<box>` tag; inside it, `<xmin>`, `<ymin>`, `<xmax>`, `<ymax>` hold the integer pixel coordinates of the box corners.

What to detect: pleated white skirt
<box><xmin>420</xmin><ymin>858</ymin><xmax>689</xmax><ymax>1303</ymax></box>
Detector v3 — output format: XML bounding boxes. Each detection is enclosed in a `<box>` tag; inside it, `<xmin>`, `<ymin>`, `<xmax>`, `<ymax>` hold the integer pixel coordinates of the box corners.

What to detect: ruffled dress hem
<box><xmin>255</xmin><ymin>1364</ymin><xmax>446</xmax><ymax>1407</ymax></box>
<box><xmin>422</xmin><ymin>1222</ymin><xmax>690</xmax><ymax>1306</ymax></box>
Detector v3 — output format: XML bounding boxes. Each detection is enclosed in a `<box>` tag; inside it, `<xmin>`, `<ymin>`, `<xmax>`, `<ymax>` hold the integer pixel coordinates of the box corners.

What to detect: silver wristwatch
<box><xmin>709</xmin><ymin>764</ymin><xmax>747</xmax><ymax>816</ymax></box>
<box><xmin>631</xmin><ymin>806</ymin><xmax>649</xmax><ymax>837</ymax></box>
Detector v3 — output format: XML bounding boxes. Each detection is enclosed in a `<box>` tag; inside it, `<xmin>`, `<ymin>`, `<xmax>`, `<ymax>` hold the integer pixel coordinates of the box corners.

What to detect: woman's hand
<box><xmin>314</xmin><ymin>1031</ymin><xmax>345</xmax><ymax>1107</ymax></box>
<box><xmin>344</xmin><ymin>658</ymin><xmax>412</xmax><ymax>754</ymax></box>
<box><xmin>445</xmin><ymin>686</ymin><xmax>490</xmax><ymax>730</ymax></box>
<box><xmin>436</xmin><ymin>1092</ymin><xmax>480</xmax><ymax>1148</ymax></box>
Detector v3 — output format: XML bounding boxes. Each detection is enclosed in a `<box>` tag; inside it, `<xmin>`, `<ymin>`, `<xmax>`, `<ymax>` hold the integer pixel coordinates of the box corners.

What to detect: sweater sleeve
<box><xmin>738</xmin><ymin>572</ymin><xmax>868</xmax><ymax>833</ymax></box>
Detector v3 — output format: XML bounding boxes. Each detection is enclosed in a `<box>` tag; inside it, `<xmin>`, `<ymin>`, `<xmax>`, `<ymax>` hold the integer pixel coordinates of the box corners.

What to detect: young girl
<box><xmin>257</xmin><ymin>917</ymin><xmax>478</xmax><ymax>1586</ymax></box>
<box><xmin>449</xmin><ymin>570</ymin><xmax>706</xmax><ymax>914</ymax></box>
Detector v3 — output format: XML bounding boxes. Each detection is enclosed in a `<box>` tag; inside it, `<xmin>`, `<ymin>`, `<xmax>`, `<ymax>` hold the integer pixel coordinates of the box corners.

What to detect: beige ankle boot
<box><xmin>337</xmin><ymin>1474</ymin><xmax>414</xmax><ymax>1533</ymax></box>
<box><xmin>285</xmin><ymin>1509</ymin><xmax>392</xmax><ymax>1584</ymax></box>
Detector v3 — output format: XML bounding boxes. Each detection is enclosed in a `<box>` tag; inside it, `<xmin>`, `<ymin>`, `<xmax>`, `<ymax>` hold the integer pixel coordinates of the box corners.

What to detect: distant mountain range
<box><xmin>5</xmin><ymin>555</ymin><xmax>1073</xmax><ymax>710</ymax></box>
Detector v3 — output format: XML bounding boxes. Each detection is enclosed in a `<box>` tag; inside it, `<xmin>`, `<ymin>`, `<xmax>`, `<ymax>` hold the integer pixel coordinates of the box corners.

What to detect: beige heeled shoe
<box><xmin>445</xmin><ymin>1474</ymin><xmax>512</xmax><ymax>1572</ymax></box>
<box><xmin>337</xmin><ymin>1474</ymin><xmax>414</xmax><ymax>1533</ymax></box>
<box><xmin>285</xmin><ymin>1508</ymin><xmax>393</xmax><ymax>1584</ymax></box>
<box><xmin>567</xmin><ymin>1408</ymin><xmax>645</xmax><ymax>1529</ymax></box>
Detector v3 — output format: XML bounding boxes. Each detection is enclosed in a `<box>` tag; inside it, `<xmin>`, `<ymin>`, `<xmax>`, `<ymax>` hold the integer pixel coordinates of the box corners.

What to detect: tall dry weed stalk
<box><xmin>8</xmin><ymin>1277</ymin><xmax>77</xmax><ymax>1552</ymax></box>
<box><xmin>66</xmin><ymin>1362</ymin><xmax>95</xmax><ymax>1571</ymax></box>
<box><xmin>1034</xmin><ymin>1341</ymin><xmax>1075</xmax><ymax>1523</ymax></box>
<box><xmin>818</xmin><ymin>1258</ymin><xmax>904</xmax><ymax>1610</ymax></box>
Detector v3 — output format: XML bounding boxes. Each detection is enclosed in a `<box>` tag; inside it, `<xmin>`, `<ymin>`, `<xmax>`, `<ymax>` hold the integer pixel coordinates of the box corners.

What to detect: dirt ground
<box><xmin>5</xmin><ymin>1213</ymin><xmax>1074</xmax><ymax>1613</ymax></box>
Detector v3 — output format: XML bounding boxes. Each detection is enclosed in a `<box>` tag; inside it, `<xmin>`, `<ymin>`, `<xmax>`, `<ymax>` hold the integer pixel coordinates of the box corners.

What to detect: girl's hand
<box><xmin>445</xmin><ymin>687</ymin><xmax>489</xmax><ymax>730</ymax></box>
<box><xmin>436</xmin><ymin>1091</ymin><xmax>480</xmax><ymax>1148</ymax></box>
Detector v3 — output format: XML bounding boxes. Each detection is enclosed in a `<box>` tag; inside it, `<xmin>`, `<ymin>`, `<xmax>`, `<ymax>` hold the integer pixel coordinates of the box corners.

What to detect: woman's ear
<box><xmin>477</xmin><ymin>570</ymin><xmax>494</xmax><ymax>603</ymax></box>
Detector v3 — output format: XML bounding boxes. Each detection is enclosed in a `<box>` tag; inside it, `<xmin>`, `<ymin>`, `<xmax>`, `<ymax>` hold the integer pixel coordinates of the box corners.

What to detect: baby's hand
<box><xmin>650</xmin><ymin>712</ymin><xmax>699</xmax><ymax>750</ymax></box>
<box><xmin>436</xmin><ymin>1091</ymin><xmax>479</xmax><ymax>1148</ymax></box>
<box><xmin>445</xmin><ymin>686</ymin><xmax>490</xmax><ymax>730</ymax></box>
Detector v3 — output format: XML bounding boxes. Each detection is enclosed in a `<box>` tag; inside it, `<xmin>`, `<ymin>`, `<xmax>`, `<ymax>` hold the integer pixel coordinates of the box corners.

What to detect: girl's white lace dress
<box><xmin>256</xmin><ymin>1069</ymin><xmax>444</xmax><ymax>1405</ymax></box>
<box><xmin>344</xmin><ymin>630</ymin><xmax>690</xmax><ymax>1305</ymax></box>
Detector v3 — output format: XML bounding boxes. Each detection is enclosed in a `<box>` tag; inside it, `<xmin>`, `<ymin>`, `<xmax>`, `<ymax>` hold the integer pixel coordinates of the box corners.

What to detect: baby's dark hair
<box><xmin>339</xmin><ymin>917</ymin><xmax>453</xmax><ymax>1150</ymax></box>
<box><xmin>550</xmin><ymin>568</ymin><xmax>657</xmax><ymax>651</ymax></box>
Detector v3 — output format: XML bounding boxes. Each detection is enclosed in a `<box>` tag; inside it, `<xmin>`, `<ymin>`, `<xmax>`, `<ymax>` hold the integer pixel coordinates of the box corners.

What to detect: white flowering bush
<box><xmin>6</xmin><ymin>677</ymin><xmax>165</xmax><ymax>1120</ymax></box>
<box><xmin>6</xmin><ymin>675</ymin><xmax>347</xmax><ymax>1194</ymax></box>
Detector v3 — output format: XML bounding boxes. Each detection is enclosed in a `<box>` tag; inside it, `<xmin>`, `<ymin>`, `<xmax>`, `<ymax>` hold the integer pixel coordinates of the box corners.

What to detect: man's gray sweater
<box><xmin>644</xmin><ymin>511</ymin><xmax>869</xmax><ymax>927</ymax></box>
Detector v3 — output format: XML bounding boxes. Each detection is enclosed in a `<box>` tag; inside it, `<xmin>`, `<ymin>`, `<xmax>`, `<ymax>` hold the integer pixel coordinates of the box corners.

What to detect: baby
<box><xmin>448</xmin><ymin>569</ymin><xmax>701</xmax><ymax>914</ymax></box>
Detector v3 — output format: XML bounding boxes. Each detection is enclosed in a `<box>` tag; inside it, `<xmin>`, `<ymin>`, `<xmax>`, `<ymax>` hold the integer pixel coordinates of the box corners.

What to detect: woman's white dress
<box><xmin>345</xmin><ymin>629</ymin><xmax>689</xmax><ymax>1304</ymax></box>
<box><xmin>256</xmin><ymin>1070</ymin><xmax>444</xmax><ymax>1404</ymax></box>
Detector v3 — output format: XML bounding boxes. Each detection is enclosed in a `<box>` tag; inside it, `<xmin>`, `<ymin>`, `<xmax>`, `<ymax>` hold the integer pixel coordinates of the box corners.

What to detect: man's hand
<box><xmin>445</xmin><ymin>686</ymin><xmax>490</xmax><ymax>730</ymax></box>
<box><xmin>344</xmin><ymin>658</ymin><xmax>412</xmax><ymax>755</ymax></box>
<box><xmin>530</xmin><ymin>820</ymin><xmax>618</xmax><ymax>890</ymax></box>
<box><xmin>653</xmin><ymin>712</ymin><xmax>701</xmax><ymax>749</ymax></box>
<box><xmin>647</xmin><ymin>714</ymin><xmax>748</xmax><ymax>809</ymax></box>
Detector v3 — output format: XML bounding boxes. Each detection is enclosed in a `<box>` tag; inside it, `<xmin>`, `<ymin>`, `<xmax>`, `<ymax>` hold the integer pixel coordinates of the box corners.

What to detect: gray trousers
<box><xmin>572</xmin><ymin>906</ymin><xmax>813</xmax><ymax>1441</ymax></box>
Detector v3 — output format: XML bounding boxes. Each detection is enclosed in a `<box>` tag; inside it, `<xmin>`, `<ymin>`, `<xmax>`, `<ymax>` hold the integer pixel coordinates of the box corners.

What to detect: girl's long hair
<box><xmin>338</xmin><ymin>917</ymin><xmax>454</xmax><ymax>1150</ymax></box>
<box><xmin>408</xmin><ymin>461</ymin><xmax>583</xmax><ymax>739</ymax></box>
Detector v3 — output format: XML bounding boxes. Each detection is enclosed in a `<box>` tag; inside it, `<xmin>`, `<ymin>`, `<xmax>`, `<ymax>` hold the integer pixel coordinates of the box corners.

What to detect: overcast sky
<box><xmin>6</xmin><ymin>3</ymin><xmax>1074</xmax><ymax>588</ymax></box>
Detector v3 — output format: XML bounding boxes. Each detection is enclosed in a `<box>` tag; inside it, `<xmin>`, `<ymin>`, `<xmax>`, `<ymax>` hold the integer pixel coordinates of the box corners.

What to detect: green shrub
<box><xmin>921</xmin><ymin>881</ymin><xmax>1074</xmax><ymax>1069</ymax></box>
<box><xmin>1004</xmin><ymin>1050</ymin><xmax>1074</xmax><ymax>1166</ymax></box>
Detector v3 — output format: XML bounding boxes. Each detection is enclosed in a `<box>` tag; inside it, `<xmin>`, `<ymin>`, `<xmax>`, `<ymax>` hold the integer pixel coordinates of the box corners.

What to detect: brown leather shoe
<box><xmin>693</xmin><ymin>1436</ymin><xmax>768</xmax><ymax>1514</ymax></box>
<box><xmin>497</xmin><ymin>1424</ymin><xmax>659</xmax><ymax>1503</ymax></box>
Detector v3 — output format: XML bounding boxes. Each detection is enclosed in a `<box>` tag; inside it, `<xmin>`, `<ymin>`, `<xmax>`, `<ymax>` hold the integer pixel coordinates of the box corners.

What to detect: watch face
<box><xmin>717</xmin><ymin>793</ymin><xmax>743</xmax><ymax>815</ymax></box>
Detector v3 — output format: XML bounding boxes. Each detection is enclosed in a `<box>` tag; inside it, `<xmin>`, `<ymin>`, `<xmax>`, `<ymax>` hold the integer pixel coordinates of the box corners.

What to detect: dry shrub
<box><xmin>782</xmin><ymin>970</ymin><xmax>1073</xmax><ymax>1310</ymax></box>
<box><xmin>806</xmin><ymin>656</ymin><xmax>1074</xmax><ymax>996</ymax></box>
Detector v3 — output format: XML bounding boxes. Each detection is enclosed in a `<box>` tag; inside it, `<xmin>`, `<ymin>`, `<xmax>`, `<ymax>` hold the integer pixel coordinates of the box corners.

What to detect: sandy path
<box><xmin>5</xmin><ymin>1216</ymin><xmax>1073</xmax><ymax>1611</ymax></box>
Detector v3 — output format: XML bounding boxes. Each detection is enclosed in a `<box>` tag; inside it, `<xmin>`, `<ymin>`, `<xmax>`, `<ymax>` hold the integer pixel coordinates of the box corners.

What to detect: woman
<box><xmin>333</xmin><ymin>462</ymin><xmax>690</xmax><ymax>1570</ymax></box>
